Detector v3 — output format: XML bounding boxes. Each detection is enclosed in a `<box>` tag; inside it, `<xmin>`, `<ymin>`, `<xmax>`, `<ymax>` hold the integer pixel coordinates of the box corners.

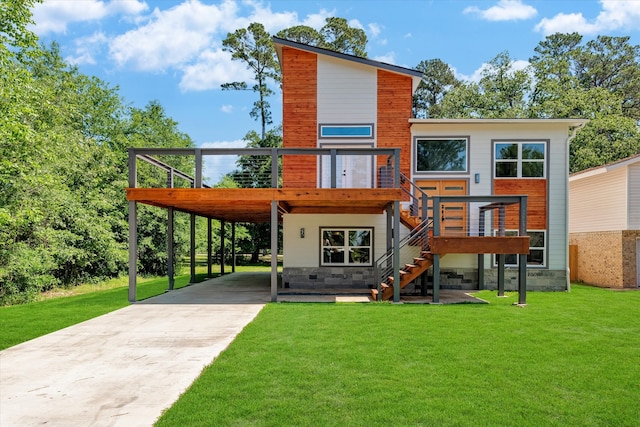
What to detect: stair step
<box><xmin>413</xmin><ymin>257</ymin><xmax>426</xmax><ymax>264</ymax></box>
<box><xmin>405</xmin><ymin>264</ymin><xmax>417</xmax><ymax>270</ymax></box>
<box><xmin>381</xmin><ymin>283</ymin><xmax>390</xmax><ymax>289</ymax></box>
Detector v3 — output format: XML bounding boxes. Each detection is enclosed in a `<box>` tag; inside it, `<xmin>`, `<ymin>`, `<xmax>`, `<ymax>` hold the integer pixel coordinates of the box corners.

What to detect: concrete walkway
<box><xmin>0</xmin><ymin>272</ymin><xmax>270</xmax><ymax>427</ymax></box>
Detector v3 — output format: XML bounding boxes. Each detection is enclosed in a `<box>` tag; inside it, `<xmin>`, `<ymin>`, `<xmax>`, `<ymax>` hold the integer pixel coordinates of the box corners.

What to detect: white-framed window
<box><xmin>494</xmin><ymin>142</ymin><xmax>546</xmax><ymax>178</ymax></box>
<box><xmin>415</xmin><ymin>137</ymin><xmax>468</xmax><ymax>173</ymax></box>
<box><xmin>493</xmin><ymin>230</ymin><xmax>546</xmax><ymax>267</ymax></box>
<box><xmin>321</xmin><ymin>227</ymin><xmax>373</xmax><ymax>266</ymax></box>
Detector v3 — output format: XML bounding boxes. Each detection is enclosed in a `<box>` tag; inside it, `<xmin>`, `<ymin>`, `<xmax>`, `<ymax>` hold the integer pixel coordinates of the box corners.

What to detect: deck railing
<box><xmin>127</xmin><ymin>147</ymin><xmax>402</xmax><ymax>190</ymax></box>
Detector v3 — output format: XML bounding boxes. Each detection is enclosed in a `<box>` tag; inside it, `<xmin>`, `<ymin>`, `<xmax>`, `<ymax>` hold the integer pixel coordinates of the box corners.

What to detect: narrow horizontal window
<box><xmin>320</xmin><ymin>125</ymin><xmax>373</xmax><ymax>138</ymax></box>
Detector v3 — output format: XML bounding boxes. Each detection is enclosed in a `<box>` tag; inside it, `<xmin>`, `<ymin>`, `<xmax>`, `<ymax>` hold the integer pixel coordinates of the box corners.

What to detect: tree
<box><xmin>275</xmin><ymin>25</ymin><xmax>324</xmax><ymax>46</ymax></box>
<box><xmin>222</xmin><ymin>23</ymin><xmax>280</xmax><ymax>140</ymax></box>
<box><xmin>412</xmin><ymin>59</ymin><xmax>459</xmax><ymax>118</ymax></box>
<box><xmin>320</xmin><ymin>17</ymin><xmax>367</xmax><ymax>57</ymax></box>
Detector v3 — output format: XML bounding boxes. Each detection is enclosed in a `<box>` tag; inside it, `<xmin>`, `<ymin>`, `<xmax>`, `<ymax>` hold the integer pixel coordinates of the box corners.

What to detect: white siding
<box><xmin>628</xmin><ymin>163</ymin><xmax>640</xmax><ymax>229</ymax></box>
<box><xmin>317</xmin><ymin>56</ymin><xmax>377</xmax><ymax>126</ymax></box>
<box><xmin>283</xmin><ymin>213</ymin><xmax>387</xmax><ymax>268</ymax></box>
<box><xmin>569</xmin><ymin>166</ymin><xmax>628</xmax><ymax>232</ymax></box>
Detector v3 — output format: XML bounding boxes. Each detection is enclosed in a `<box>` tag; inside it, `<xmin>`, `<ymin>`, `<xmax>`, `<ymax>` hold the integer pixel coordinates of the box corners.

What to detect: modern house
<box><xmin>126</xmin><ymin>37</ymin><xmax>588</xmax><ymax>303</ymax></box>
<box><xmin>569</xmin><ymin>154</ymin><xmax>640</xmax><ymax>288</ymax></box>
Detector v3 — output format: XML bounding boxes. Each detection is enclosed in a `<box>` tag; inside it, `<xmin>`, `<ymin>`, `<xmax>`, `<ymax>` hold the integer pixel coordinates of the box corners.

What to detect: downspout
<box><xmin>565</xmin><ymin>122</ymin><xmax>586</xmax><ymax>291</ymax></box>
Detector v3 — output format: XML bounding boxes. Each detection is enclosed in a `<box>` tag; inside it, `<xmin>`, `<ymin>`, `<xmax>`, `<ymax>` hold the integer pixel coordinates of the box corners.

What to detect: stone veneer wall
<box><xmin>569</xmin><ymin>231</ymin><xmax>625</xmax><ymax>288</ymax></box>
<box><xmin>283</xmin><ymin>267</ymin><xmax>568</xmax><ymax>290</ymax></box>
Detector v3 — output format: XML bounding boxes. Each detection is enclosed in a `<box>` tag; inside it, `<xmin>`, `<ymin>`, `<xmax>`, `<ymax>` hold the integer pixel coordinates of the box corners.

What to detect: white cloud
<box><xmin>178</xmin><ymin>48</ymin><xmax>253</xmax><ymax>91</ymax></box>
<box><xmin>221</xmin><ymin>104</ymin><xmax>234</xmax><ymax>113</ymax></box>
<box><xmin>464</xmin><ymin>0</ymin><xmax>537</xmax><ymax>21</ymax></box>
<box><xmin>66</xmin><ymin>32</ymin><xmax>109</xmax><ymax>65</ymax></box>
<box><xmin>373</xmin><ymin>52</ymin><xmax>396</xmax><ymax>65</ymax></box>
<box><xmin>535</xmin><ymin>0</ymin><xmax>640</xmax><ymax>35</ymax></box>
<box><xmin>348</xmin><ymin>18</ymin><xmax>365</xmax><ymax>31</ymax></box>
<box><xmin>32</xmin><ymin>0</ymin><xmax>148</xmax><ymax>35</ymax></box>
<box><xmin>201</xmin><ymin>139</ymin><xmax>246</xmax><ymax>183</ymax></box>
<box><xmin>109</xmin><ymin>0</ymin><xmax>238</xmax><ymax>71</ymax></box>
<box><xmin>301</xmin><ymin>9</ymin><xmax>334</xmax><ymax>29</ymax></box>
<box><xmin>368</xmin><ymin>23</ymin><xmax>382</xmax><ymax>38</ymax></box>
<box><xmin>456</xmin><ymin>59</ymin><xmax>530</xmax><ymax>83</ymax></box>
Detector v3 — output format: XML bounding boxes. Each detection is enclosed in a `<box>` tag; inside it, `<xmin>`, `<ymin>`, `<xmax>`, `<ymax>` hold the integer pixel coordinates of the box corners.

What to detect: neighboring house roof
<box><xmin>273</xmin><ymin>36</ymin><xmax>423</xmax><ymax>90</ymax></box>
<box><xmin>569</xmin><ymin>152</ymin><xmax>640</xmax><ymax>181</ymax></box>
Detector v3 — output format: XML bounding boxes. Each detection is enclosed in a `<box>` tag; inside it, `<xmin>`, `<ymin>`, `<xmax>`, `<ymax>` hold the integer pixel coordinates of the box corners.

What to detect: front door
<box><xmin>416</xmin><ymin>180</ymin><xmax>468</xmax><ymax>236</ymax></box>
<box><xmin>320</xmin><ymin>144</ymin><xmax>373</xmax><ymax>189</ymax></box>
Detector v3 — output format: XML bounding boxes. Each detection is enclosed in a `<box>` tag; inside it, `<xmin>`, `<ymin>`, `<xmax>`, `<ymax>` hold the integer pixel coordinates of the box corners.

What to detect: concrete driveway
<box><xmin>0</xmin><ymin>272</ymin><xmax>270</xmax><ymax>427</ymax></box>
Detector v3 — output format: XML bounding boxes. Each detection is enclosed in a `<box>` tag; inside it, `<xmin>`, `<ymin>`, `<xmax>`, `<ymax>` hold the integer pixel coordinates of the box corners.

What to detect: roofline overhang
<box><xmin>409</xmin><ymin>118</ymin><xmax>590</xmax><ymax>126</ymax></box>
<box><xmin>569</xmin><ymin>152</ymin><xmax>640</xmax><ymax>181</ymax></box>
<box><xmin>273</xmin><ymin>36</ymin><xmax>423</xmax><ymax>92</ymax></box>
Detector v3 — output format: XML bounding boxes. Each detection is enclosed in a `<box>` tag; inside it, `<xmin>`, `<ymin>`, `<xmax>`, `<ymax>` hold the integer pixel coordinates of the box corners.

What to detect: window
<box><xmin>494</xmin><ymin>142</ymin><xmax>545</xmax><ymax>178</ymax></box>
<box><xmin>321</xmin><ymin>228</ymin><xmax>373</xmax><ymax>266</ymax></box>
<box><xmin>416</xmin><ymin>138</ymin><xmax>467</xmax><ymax>172</ymax></box>
<box><xmin>494</xmin><ymin>230</ymin><xmax>546</xmax><ymax>267</ymax></box>
<box><xmin>319</xmin><ymin>124</ymin><xmax>374</xmax><ymax>138</ymax></box>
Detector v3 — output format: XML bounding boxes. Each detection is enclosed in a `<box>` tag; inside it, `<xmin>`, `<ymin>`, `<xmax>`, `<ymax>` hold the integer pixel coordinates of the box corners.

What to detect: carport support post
<box><xmin>432</xmin><ymin>196</ymin><xmax>441</xmax><ymax>303</ymax></box>
<box><xmin>270</xmin><ymin>200</ymin><xmax>278</xmax><ymax>302</ymax></box>
<box><xmin>231</xmin><ymin>222</ymin><xmax>236</xmax><ymax>273</ymax></box>
<box><xmin>127</xmin><ymin>149</ymin><xmax>137</xmax><ymax>303</ymax></box>
<box><xmin>220</xmin><ymin>220</ymin><xmax>225</xmax><ymax>275</ymax></box>
<box><xmin>190</xmin><ymin>213</ymin><xmax>196</xmax><ymax>284</ymax></box>
<box><xmin>128</xmin><ymin>201</ymin><xmax>137</xmax><ymax>303</ymax></box>
<box><xmin>207</xmin><ymin>217</ymin><xmax>212</xmax><ymax>278</ymax></box>
<box><xmin>168</xmin><ymin>207</ymin><xmax>174</xmax><ymax>290</ymax></box>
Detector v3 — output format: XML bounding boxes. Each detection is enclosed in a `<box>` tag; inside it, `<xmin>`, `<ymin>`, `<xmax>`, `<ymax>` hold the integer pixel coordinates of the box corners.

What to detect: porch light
<box><xmin>300</xmin><ymin>228</ymin><xmax>305</xmax><ymax>238</ymax></box>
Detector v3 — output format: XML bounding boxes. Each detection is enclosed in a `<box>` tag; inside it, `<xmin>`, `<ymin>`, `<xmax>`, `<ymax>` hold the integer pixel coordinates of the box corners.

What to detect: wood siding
<box><xmin>569</xmin><ymin>166</ymin><xmax>628</xmax><ymax>232</ymax></box>
<box><xmin>377</xmin><ymin>70</ymin><xmax>413</xmax><ymax>177</ymax></box>
<box><xmin>282</xmin><ymin>47</ymin><xmax>317</xmax><ymax>187</ymax></box>
<box><xmin>493</xmin><ymin>179</ymin><xmax>547</xmax><ymax>230</ymax></box>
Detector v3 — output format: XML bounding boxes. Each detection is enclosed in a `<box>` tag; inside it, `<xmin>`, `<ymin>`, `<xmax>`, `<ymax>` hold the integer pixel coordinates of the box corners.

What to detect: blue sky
<box><xmin>31</xmin><ymin>0</ymin><xmax>640</xmax><ymax>181</ymax></box>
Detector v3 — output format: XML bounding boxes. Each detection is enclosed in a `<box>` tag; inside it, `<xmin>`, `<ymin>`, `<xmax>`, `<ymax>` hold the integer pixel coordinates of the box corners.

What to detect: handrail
<box><xmin>375</xmin><ymin>217</ymin><xmax>432</xmax><ymax>300</ymax></box>
<box><xmin>399</xmin><ymin>173</ymin><xmax>428</xmax><ymax>221</ymax></box>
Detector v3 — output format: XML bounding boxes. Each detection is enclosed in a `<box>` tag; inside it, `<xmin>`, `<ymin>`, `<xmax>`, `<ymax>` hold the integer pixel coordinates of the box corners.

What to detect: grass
<box><xmin>0</xmin><ymin>270</ymin><xmax>210</xmax><ymax>350</ymax></box>
<box><xmin>155</xmin><ymin>286</ymin><xmax>640</xmax><ymax>426</ymax></box>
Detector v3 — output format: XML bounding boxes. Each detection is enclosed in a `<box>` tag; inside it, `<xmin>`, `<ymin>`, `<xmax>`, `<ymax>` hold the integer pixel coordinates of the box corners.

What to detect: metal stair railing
<box><xmin>374</xmin><ymin>217</ymin><xmax>432</xmax><ymax>300</ymax></box>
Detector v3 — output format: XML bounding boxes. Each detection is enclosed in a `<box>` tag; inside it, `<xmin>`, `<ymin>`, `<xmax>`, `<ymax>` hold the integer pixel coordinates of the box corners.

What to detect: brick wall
<box><xmin>622</xmin><ymin>230</ymin><xmax>640</xmax><ymax>287</ymax></box>
<box><xmin>569</xmin><ymin>231</ymin><xmax>624</xmax><ymax>288</ymax></box>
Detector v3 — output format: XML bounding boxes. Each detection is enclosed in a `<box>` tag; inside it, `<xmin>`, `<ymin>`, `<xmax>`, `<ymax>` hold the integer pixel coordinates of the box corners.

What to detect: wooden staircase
<box><xmin>371</xmin><ymin>251</ymin><xmax>434</xmax><ymax>301</ymax></box>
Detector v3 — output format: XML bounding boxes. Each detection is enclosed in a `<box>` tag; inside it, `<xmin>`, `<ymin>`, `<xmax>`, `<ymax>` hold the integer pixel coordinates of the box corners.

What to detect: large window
<box><xmin>321</xmin><ymin>228</ymin><xmax>372</xmax><ymax>266</ymax></box>
<box><xmin>494</xmin><ymin>230</ymin><xmax>546</xmax><ymax>267</ymax></box>
<box><xmin>416</xmin><ymin>138</ymin><xmax>468</xmax><ymax>172</ymax></box>
<box><xmin>494</xmin><ymin>142</ymin><xmax>546</xmax><ymax>178</ymax></box>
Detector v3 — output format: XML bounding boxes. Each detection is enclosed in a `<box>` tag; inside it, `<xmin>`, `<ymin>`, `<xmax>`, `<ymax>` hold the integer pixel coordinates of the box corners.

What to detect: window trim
<box><xmin>413</xmin><ymin>136</ymin><xmax>470</xmax><ymax>175</ymax></box>
<box><xmin>493</xmin><ymin>140</ymin><xmax>548</xmax><ymax>179</ymax></box>
<box><xmin>493</xmin><ymin>229</ymin><xmax>547</xmax><ymax>268</ymax></box>
<box><xmin>319</xmin><ymin>123</ymin><xmax>374</xmax><ymax>139</ymax></box>
<box><xmin>320</xmin><ymin>227</ymin><xmax>374</xmax><ymax>267</ymax></box>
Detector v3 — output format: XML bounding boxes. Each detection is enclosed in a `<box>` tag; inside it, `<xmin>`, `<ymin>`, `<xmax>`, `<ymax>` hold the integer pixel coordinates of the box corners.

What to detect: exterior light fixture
<box><xmin>300</xmin><ymin>228</ymin><xmax>305</xmax><ymax>238</ymax></box>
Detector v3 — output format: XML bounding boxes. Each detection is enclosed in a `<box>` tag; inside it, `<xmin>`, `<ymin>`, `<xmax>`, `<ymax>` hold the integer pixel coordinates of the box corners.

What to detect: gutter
<box><xmin>565</xmin><ymin>122</ymin><xmax>587</xmax><ymax>291</ymax></box>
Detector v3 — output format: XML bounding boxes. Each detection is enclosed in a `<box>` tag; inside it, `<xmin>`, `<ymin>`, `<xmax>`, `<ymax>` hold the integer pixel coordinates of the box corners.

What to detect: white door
<box><xmin>320</xmin><ymin>144</ymin><xmax>373</xmax><ymax>189</ymax></box>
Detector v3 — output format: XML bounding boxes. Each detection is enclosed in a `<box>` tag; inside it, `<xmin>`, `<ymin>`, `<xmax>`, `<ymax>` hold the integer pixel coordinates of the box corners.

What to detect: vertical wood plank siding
<box><xmin>377</xmin><ymin>70</ymin><xmax>413</xmax><ymax>177</ymax></box>
<box><xmin>494</xmin><ymin>179</ymin><xmax>547</xmax><ymax>230</ymax></box>
<box><xmin>282</xmin><ymin>47</ymin><xmax>317</xmax><ymax>187</ymax></box>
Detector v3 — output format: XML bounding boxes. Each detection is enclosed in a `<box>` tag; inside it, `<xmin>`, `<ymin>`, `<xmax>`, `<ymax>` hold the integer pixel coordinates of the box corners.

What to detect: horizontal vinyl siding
<box><xmin>569</xmin><ymin>166</ymin><xmax>628</xmax><ymax>232</ymax></box>
<box><xmin>283</xmin><ymin>214</ymin><xmax>387</xmax><ymax>268</ymax></box>
<box><xmin>411</xmin><ymin>122</ymin><xmax>570</xmax><ymax>270</ymax></box>
<box><xmin>629</xmin><ymin>163</ymin><xmax>640</xmax><ymax>229</ymax></box>
<box><xmin>317</xmin><ymin>56</ymin><xmax>376</xmax><ymax>125</ymax></box>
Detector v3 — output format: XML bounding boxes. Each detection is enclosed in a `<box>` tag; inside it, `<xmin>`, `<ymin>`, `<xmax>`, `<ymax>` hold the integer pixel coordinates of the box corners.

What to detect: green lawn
<box><xmin>0</xmin><ymin>272</ymin><xmax>208</xmax><ymax>350</ymax></box>
<box><xmin>156</xmin><ymin>286</ymin><xmax>640</xmax><ymax>426</ymax></box>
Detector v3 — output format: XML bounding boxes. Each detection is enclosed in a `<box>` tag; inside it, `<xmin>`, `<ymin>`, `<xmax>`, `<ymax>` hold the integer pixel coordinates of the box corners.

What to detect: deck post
<box><xmin>220</xmin><ymin>220</ymin><xmax>226</xmax><ymax>275</ymax></box>
<box><xmin>168</xmin><ymin>207</ymin><xmax>174</xmax><ymax>290</ymax></box>
<box><xmin>207</xmin><ymin>217</ymin><xmax>212</xmax><ymax>278</ymax></box>
<box><xmin>330</xmin><ymin>149</ymin><xmax>337</xmax><ymax>188</ymax></box>
<box><xmin>270</xmin><ymin>200</ymin><xmax>278</xmax><ymax>302</ymax></box>
<box><xmin>190</xmin><ymin>213</ymin><xmax>196</xmax><ymax>284</ymax></box>
<box><xmin>127</xmin><ymin>149</ymin><xmax>137</xmax><ymax>303</ymax></box>
<box><xmin>195</xmin><ymin>148</ymin><xmax>202</xmax><ymax>188</ymax></box>
<box><xmin>478</xmin><ymin>210</ymin><xmax>485</xmax><ymax>290</ymax></box>
<box><xmin>497</xmin><ymin>254</ymin><xmax>505</xmax><ymax>296</ymax></box>
<box><xmin>432</xmin><ymin>196</ymin><xmax>441</xmax><ymax>303</ymax></box>
<box><xmin>393</xmin><ymin>200</ymin><xmax>400</xmax><ymax>303</ymax></box>
<box><xmin>518</xmin><ymin>195</ymin><xmax>528</xmax><ymax>305</ymax></box>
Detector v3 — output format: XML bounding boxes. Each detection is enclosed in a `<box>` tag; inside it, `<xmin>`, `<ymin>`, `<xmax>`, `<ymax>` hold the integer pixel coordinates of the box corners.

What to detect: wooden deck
<box><xmin>430</xmin><ymin>236</ymin><xmax>530</xmax><ymax>254</ymax></box>
<box><xmin>126</xmin><ymin>188</ymin><xmax>403</xmax><ymax>222</ymax></box>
